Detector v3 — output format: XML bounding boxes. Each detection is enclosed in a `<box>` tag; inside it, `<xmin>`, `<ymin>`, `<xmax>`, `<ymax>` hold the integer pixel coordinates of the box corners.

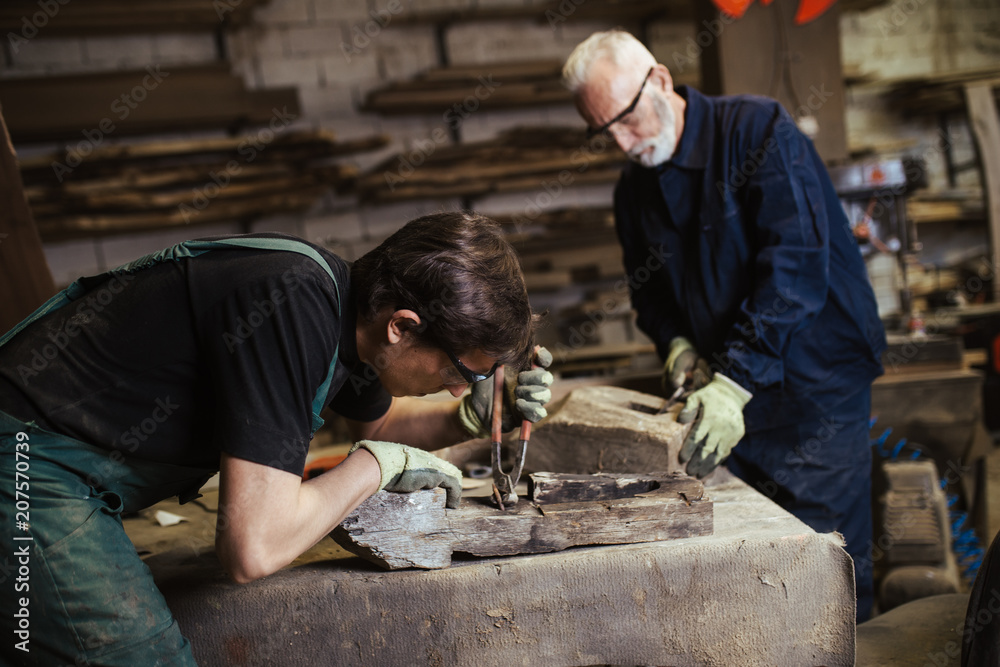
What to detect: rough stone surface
<box><xmin>522</xmin><ymin>385</ymin><xmax>691</xmax><ymax>475</ymax></box>
<box><xmin>856</xmin><ymin>593</ymin><xmax>969</xmax><ymax>667</ymax></box>
<box><xmin>153</xmin><ymin>471</ymin><xmax>855</xmax><ymax>667</ymax></box>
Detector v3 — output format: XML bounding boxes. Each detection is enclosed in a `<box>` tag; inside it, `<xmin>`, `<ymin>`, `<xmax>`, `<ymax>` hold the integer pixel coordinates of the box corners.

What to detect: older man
<box><xmin>563</xmin><ymin>30</ymin><xmax>886</xmax><ymax>621</ymax></box>
<box><xmin>0</xmin><ymin>212</ymin><xmax>551</xmax><ymax>665</ymax></box>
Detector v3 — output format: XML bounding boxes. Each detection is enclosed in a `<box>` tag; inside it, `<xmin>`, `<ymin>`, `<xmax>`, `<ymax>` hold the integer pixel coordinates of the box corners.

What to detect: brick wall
<box><xmin>2</xmin><ymin>0</ymin><xmax>995</xmax><ymax>288</ymax></box>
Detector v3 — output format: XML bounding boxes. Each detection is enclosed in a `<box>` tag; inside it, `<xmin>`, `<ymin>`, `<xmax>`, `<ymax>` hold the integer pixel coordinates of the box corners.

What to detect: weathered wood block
<box><xmin>523</xmin><ymin>385</ymin><xmax>691</xmax><ymax>475</ymax></box>
<box><xmin>332</xmin><ymin>471</ymin><xmax>712</xmax><ymax>570</ymax></box>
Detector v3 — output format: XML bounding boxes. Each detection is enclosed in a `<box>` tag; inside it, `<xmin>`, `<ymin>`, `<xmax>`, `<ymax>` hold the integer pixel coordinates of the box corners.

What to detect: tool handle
<box><xmin>491</xmin><ymin>365</ymin><xmax>504</xmax><ymax>444</ymax></box>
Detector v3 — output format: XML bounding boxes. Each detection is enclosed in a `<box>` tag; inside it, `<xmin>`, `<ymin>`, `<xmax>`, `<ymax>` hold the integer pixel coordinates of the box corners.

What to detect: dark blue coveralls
<box><xmin>614</xmin><ymin>86</ymin><xmax>887</xmax><ymax>622</ymax></box>
<box><xmin>0</xmin><ymin>236</ymin><xmax>348</xmax><ymax>665</ymax></box>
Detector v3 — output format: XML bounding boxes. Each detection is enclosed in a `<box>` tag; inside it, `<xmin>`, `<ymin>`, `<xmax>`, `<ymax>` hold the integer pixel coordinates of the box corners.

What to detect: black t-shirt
<box><xmin>0</xmin><ymin>234</ymin><xmax>392</xmax><ymax>475</ymax></box>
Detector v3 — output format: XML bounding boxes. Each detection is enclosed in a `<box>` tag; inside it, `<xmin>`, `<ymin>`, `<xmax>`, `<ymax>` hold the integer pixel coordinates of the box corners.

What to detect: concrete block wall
<box><xmin>3</xmin><ymin>0</ymin><xmax>994</xmax><ymax>289</ymax></box>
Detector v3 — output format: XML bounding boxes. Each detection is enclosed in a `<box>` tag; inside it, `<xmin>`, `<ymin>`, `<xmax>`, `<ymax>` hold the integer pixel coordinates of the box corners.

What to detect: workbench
<box><xmin>131</xmin><ymin>470</ymin><xmax>856</xmax><ymax>667</ymax></box>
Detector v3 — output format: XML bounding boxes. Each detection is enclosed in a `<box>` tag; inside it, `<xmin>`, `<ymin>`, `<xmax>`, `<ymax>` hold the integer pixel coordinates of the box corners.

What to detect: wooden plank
<box><xmin>0</xmin><ymin>0</ymin><xmax>268</xmax><ymax>34</ymax></box>
<box><xmin>964</xmin><ymin>83</ymin><xmax>1000</xmax><ymax>301</ymax></box>
<box><xmin>0</xmin><ymin>105</ymin><xmax>55</xmax><ymax>333</ymax></box>
<box><xmin>332</xmin><ymin>471</ymin><xmax>712</xmax><ymax>570</ymax></box>
<box><xmin>0</xmin><ymin>65</ymin><xmax>299</xmax><ymax>143</ymax></box>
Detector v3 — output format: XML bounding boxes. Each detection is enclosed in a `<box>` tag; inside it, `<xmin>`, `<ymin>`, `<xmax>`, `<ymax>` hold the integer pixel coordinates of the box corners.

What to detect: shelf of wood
<box><xmin>0</xmin><ymin>0</ymin><xmax>269</xmax><ymax>36</ymax></box>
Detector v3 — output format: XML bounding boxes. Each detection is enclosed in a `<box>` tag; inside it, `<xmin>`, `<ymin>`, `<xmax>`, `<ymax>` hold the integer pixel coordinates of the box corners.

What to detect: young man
<box><xmin>563</xmin><ymin>31</ymin><xmax>886</xmax><ymax>621</ymax></box>
<box><xmin>0</xmin><ymin>211</ymin><xmax>551</xmax><ymax>665</ymax></box>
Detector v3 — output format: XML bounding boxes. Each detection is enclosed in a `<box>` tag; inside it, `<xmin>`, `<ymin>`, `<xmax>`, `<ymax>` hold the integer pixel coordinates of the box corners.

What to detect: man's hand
<box><xmin>677</xmin><ymin>374</ymin><xmax>753</xmax><ymax>478</ymax></box>
<box><xmin>663</xmin><ymin>336</ymin><xmax>712</xmax><ymax>394</ymax></box>
<box><xmin>458</xmin><ymin>346</ymin><xmax>554</xmax><ymax>438</ymax></box>
<box><xmin>349</xmin><ymin>440</ymin><xmax>463</xmax><ymax>508</ymax></box>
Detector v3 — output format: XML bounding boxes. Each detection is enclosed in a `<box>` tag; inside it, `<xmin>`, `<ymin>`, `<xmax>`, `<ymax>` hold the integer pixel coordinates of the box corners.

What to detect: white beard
<box><xmin>628</xmin><ymin>88</ymin><xmax>678</xmax><ymax>168</ymax></box>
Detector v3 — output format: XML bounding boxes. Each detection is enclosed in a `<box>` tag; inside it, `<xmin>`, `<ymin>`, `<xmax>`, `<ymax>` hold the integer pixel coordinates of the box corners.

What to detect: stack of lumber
<box><xmin>494</xmin><ymin>207</ymin><xmax>620</xmax><ymax>291</ymax></box>
<box><xmin>356</xmin><ymin>126</ymin><xmax>626</xmax><ymax>203</ymax></box>
<box><xmin>390</xmin><ymin>0</ymin><xmax>682</xmax><ymax>25</ymax></box>
<box><xmin>21</xmin><ymin>130</ymin><xmax>389</xmax><ymax>240</ymax></box>
<box><xmin>882</xmin><ymin>67</ymin><xmax>1000</xmax><ymax>115</ymax></box>
<box><xmin>365</xmin><ymin>59</ymin><xmax>699</xmax><ymax>116</ymax></box>
<box><xmin>0</xmin><ymin>65</ymin><xmax>299</xmax><ymax>144</ymax></box>
<box><xmin>365</xmin><ymin>60</ymin><xmax>571</xmax><ymax>115</ymax></box>
<box><xmin>0</xmin><ymin>0</ymin><xmax>268</xmax><ymax>35</ymax></box>
<box><xmin>907</xmin><ymin>189</ymin><xmax>985</xmax><ymax>224</ymax></box>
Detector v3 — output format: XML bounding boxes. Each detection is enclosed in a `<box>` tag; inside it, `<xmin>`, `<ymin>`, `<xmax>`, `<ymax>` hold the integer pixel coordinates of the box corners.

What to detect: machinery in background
<box><xmin>830</xmin><ymin>158</ymin><xmax>923</xmax><ymax>324</ymax></box>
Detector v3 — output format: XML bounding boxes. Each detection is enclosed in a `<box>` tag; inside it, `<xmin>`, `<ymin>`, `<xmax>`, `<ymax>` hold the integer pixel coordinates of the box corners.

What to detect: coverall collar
<box><xmin>661</xmin><ymin>85</ymin><xmax>713</xmax><ymax>172</ymax></box>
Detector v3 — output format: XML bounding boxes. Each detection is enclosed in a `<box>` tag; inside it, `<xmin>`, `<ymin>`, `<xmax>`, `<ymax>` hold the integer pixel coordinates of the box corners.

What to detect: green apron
<box><xmin>0</xmin><ymin>236</ymin><xmax>341</xmax><ymax>666</ymax></box>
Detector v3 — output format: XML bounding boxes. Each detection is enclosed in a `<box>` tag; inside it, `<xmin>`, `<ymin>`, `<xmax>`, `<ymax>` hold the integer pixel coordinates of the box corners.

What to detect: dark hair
<box><xmin>352</xmin><ymin>211</ymin><xmax>535</xmax><ymax>369</ymax></box>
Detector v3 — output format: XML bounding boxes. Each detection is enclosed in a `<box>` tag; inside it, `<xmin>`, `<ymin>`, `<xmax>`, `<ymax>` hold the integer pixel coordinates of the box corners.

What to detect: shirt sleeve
<box><xmin>720</xmin><ymin>107</ymin><xmax>832</xmax><ymax>393</ymax></box>
<box><xmin>197</xmin><ymin>258</ymin><xmax>341</xmax><ymax>476</ymax></box>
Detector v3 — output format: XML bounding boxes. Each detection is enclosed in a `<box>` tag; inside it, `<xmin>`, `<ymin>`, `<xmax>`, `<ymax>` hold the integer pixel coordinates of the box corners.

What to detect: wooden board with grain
<box><xmin>332</xmin><ymin>471</ymin><xmax>712</xmax><ymax>570</ymax></box>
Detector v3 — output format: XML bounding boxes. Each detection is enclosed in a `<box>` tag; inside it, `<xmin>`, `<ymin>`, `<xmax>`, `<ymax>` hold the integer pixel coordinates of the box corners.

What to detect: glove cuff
<box><xmin>712</xmin><ymin>373</ymin><xmax>753</xmax><ymax>407</ymax></box>
<box><xmin>665</xmin><ymin>336</ymin><xmax>695</xmax><ymax>372</ymax></box>
<box><xmin>349</xmin><ymin>440</ymin><xmax>397</xmax><ymax>490</ymax></box>
<box><xmin>457</xmin><ymin>394</ymin><xmax>490</xmax><ymax>439</ymax></box>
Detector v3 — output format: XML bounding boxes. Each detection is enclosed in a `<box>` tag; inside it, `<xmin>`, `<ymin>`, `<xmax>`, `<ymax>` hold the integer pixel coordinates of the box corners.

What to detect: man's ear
<box><xmin>386</xmin><ymin>309</ymin><xmax>422</xmax><ymax>344</ymax></box>
<box><xmin>651</xmin><ymin>63</ymin><xmax>673</xmax><ymax>93</ymax></box>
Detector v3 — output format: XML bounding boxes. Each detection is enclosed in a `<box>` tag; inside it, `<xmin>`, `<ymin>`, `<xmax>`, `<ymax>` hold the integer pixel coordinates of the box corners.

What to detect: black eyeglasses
<box><xmin>442</xmin><ymin>348</ymin><xmax>499</xmax><ymax>385</ymax></box>
<box><xmin>586</xmin><ymin>67</ymin><xmax>654</xmax><ymax>139</ymax></box>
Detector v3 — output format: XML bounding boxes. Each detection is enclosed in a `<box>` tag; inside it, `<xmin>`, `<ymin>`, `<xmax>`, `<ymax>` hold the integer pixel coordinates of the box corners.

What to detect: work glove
<box><xmin>663</xmin><ymin>336</ymin><xmax>712</xmax><ymax>394</ymax></box>
<box><xmin>457</xmin><ymin>346</ymin><xmax>554</xmax><ymax>439</ymax></box>
<box><xmin>677</xmin><ymin>374</ymin><xmax>753</xmax><ymax>479</ymax></box>
<box><xmin>349</xmin><ymin>440</ymin><xmax>463</xmax><ymax>508</ymax></box>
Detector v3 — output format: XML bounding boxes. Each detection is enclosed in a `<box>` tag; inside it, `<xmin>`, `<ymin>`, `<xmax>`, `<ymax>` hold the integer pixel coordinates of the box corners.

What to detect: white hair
<box><xmin>562</xmin><ymin>29</ymin><xmax>657</xmax><ymax>93</ymax></box>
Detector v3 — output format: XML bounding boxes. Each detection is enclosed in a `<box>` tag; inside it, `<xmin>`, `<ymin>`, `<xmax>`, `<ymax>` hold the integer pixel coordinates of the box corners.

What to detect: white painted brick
<box><xmin>315</xmin><ymin>0</ymin><xmax>380</xmax><ymax>22</ymax></box>
<box><xmin>375</xmin><ymin>26</ymin><xmax>439</xmax><ymax>82</ymax></box>
<box><xmin>253</xmin><ymin>0</ymin><xmax>313</xmax><ymax>24</ymax></box>
<box><xmin>258</xmin><ymin>56</ymin><xmax>323</xmax><ymax>88</ymax></box>
<box><xmin>322</xmin><ymin>49</ymin><xmax>380</xmax><ymax>88</ymax></box>
<box><xmin>243</xmin><ymin>25</ymin><xmax>289</xmax><ymax>58</ymax></box>
<box><xmin>446</xmin><ymin>20</ymin><xmax>568</xmax><ymax>64</ymax></box>
<box><xmin>248</xmin><ymin>213</ymin><xmax>306</xmax><ymax>237</ymax></box>
<box><xmin>360</xmin><ymin>201</ymin><xmax>424</xmax><ymax>238</ymax></box>
<box><xmin>286</xmin><ymin>24</ymin><xmax>343</xmax><ymax>56</ymax></box>
<box><xmin>303</xmin><ymin>211</ymin><xmax>365</xmax><ymax>247</ymax></box>
<box><xmin>298</xmin><ymin>83</ymin><xmax>357</xmax><ymax>117</ymax></box>
<box><xmin>83</xmin><ymin>36</ymin><xmax>155</xmax><ymax>67</ymax></box>
<box><xmin>152</xmin><ymin>33</ymin><xmax>218</xmax><ymax>63</ymax></box>
<box><xmin>9</xmin><ymin>37</ymin><xmax>84</xmax><ymax>69</ymax></box>
<box><xmin>42</xmin><ymin>239</ymin><xmax>101</xmax><ymax>287</ymax></box>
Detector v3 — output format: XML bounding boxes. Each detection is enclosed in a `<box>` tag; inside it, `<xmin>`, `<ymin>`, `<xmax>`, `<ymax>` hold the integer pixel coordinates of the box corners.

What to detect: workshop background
<box><xmin>1</xmin><ymin>0</ymin><xmax>1000</xmax><ymax>662</ymax></box>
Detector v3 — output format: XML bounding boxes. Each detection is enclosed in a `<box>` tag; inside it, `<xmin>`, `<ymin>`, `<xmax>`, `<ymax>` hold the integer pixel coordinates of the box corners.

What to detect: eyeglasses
<box><xmin>441</xmin><ymin>348</ymin><xmax>499</xmax><ymax>385</ymax></box>
<box><xmin>586</xmin><ymin>67</ymin><xmax>654</xmax><ymax>139</ymax></box>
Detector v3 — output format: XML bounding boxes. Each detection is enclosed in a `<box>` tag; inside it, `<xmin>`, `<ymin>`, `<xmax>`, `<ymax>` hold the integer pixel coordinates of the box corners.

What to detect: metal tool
<box><xmin>491</xmin><ymin>348</ymin><xmax>540</xmax><ymax>510</ymax></box>
<box><xmin>656</xmin><ymin>385</ymin><xmax>687</xmax><ymax>415</ymax></box>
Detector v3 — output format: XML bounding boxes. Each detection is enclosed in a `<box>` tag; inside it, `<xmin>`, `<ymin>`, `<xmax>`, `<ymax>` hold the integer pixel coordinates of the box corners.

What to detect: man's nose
<box><xmin>608</xmin><ymin>124</ymin><xmax>637</xmax><ymax>153</ymax></box>
<box><xmin>447</xmin><ymin>383</ymin><xmax>468</xmax><ymax>398</ymax></box>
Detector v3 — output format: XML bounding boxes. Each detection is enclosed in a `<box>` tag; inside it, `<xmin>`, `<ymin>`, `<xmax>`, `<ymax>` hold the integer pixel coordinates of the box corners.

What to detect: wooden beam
<box><xmin>0</xmin><ymin>65</ymin><xmax>299</xmax><ymax>143</ymax></box>
<box><xmin>0</xmin><ymin>105</ymin><xmax>55</xmax><ymax>334</ymax></box>
<box><xmin>964</xmin><ymin>83</ymin><xmax>1000</xmax><ymax>301</ymax></box>
<box><xmin>332</xmin><ymin>472</ymin><xmax>712</xmax><ymax>570</ymax></box>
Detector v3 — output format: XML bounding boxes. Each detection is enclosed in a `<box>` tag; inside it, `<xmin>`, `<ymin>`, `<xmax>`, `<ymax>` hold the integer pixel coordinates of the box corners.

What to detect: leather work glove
<box><xmin>677</xmin><ymin>374</ymin><xmax>753</xmax><ymax>479</ymax></box>
<box><xmin>457</xmin><ymin>346</ymin><xmax>554</xmax><ymax>439</ymax></box>
<box><xmin>349</xmin><ymin>440</ymin><xmax>463</xmax><ymax>508</ymax></box>
<box><xmin>663</xmin><ymin>336</ymin><xmax>712</xmax><ymax>394</ymax></box>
